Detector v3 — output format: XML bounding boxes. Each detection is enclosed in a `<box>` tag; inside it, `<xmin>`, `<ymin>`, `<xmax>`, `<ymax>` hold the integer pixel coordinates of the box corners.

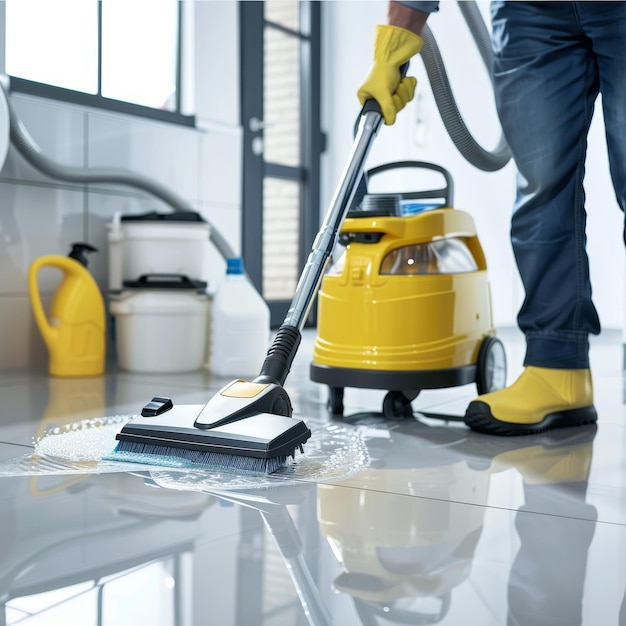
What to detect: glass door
<box><xmin>240</xmin><ymin>0</ymin><xmax>322</xmax><ymax>327</ymax></box>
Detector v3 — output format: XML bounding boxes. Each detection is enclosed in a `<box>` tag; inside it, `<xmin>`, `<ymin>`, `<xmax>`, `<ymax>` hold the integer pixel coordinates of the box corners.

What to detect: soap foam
<box><xmin>0</xmin><ymin>414</ymin><xmax>371</xmax><ymax>489</ymax></box>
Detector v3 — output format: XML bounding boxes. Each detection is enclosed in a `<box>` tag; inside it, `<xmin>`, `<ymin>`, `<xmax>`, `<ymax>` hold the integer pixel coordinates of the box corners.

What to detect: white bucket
<box><xmin>108</xmin><ymin>211</ymin><xmax>210</xmax><ymax>292</ymax></box>
<box><xmin>110</xmin><ymin>276</ymin><xmax>210</xmax><ymax>373</ymax></box>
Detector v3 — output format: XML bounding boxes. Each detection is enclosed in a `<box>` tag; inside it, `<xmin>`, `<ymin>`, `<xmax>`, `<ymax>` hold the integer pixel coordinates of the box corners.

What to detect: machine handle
<box><xmin>366</xmin><ymin>160</ymin><xmax>455</xmax><ymax>207</ymax></box>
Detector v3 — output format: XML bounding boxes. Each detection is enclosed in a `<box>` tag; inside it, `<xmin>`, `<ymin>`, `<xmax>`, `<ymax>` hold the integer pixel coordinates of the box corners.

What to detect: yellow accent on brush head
<box><xmin>222</xmin><ymin>380</ymin><xmax>269</xmax><ymax>398</ymax></box>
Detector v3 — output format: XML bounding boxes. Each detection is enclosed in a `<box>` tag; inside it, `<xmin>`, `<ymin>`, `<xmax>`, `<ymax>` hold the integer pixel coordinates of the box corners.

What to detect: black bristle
<box><xmin>113</xmin><ymin>440</ymin><xmax>294</xmax><ymax>474</ymax></box>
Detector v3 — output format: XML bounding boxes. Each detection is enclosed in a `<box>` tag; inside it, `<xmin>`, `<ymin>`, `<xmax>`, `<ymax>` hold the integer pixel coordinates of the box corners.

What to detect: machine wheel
<box><xmin>382</xmin><ymin>391</ymin><xmax>415</xmax><ymax>420</ymax></box>
<box><xmin>327</xmin><ymin>387</ymin><xmax>344</xmax><ymax>415</ymax></box>
<box><xmin>476</xmin><ymin>336</ymin><xmax>507</xmax><ymax>395</ymax></box>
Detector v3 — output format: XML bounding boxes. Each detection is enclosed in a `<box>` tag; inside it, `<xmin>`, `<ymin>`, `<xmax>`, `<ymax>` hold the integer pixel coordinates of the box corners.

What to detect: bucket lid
<box><xmin>120</xmin><ymin>211</ymin><xmax>206</xmax><ymax>223</ymax></box>
<box><xmin>122</xmin><ymin>274</ymin><xmax>207</xmax><ymax>291</ymax></box>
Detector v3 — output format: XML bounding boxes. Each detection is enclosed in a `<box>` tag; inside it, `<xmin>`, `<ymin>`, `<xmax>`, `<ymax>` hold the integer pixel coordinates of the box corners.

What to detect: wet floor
<box><xmin>1</xmin><ymin>326</ymin><xmax>625</xmax><ymax>625</ymax></box>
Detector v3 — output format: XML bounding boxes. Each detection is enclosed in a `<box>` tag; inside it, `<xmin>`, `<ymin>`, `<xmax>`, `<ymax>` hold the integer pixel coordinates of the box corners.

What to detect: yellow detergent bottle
<box><xmin>28</xmin><ymin>243</ymin><xmax>106</xmax><ymax>377</ymax></box>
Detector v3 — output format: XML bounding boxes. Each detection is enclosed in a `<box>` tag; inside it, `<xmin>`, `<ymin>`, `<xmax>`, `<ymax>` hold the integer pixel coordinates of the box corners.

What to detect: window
<box><xmin>5</xmin><ymin>0</ymin><xmax>193</xmax><ymax>126</ymax></box>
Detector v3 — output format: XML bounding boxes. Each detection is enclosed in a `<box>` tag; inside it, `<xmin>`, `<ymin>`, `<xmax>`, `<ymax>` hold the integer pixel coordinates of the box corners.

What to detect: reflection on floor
<box><xmin>0</xmin><ymin>326</ymin><xmax>625</xmax><ymax>625</ymax></box>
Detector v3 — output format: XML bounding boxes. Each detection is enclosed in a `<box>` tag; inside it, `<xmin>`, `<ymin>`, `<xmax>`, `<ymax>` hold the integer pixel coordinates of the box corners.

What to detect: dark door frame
<box><xmin>239</xmin><ymin>1</ymin><xmax>323</xmax><ymax>327</ymax></box>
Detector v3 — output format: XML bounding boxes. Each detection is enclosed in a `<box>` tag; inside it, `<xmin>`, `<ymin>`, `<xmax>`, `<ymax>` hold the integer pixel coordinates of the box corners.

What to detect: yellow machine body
<box><xmin>310</xmin><ymin>161</ymin><xmax>506</xmax><ymax>418</ymax></box>
<box><xmin>313</xmin><ymin>208</ymin><xmax>494</xmax><ymax>372</ymax></box>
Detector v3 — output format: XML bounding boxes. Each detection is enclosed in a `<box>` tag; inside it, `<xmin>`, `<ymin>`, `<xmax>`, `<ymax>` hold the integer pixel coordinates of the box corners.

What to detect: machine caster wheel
<box><xmin>382</xmin><ymin>391</ymin><xmax>415</xmax><ymax>420</ymax></box>
<box><xmin>476</xmin><ymin>336</ymin><xmax>507</xmax><ymax>395</ymax></box>
<box><xmin>327</xmin><ymin>387</ymin><xmax>344</xmax><ymax>415</ymax></box>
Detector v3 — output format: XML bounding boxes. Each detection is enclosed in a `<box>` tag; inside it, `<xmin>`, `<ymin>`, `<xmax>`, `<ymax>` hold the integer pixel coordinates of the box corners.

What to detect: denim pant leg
<box><xmin>490</xmin><ymin>2</ymin><xmax>602</xmax><ymax>369</ymax></box>
<box><xmin>577</xmin><ymin>3</ymin><xmax>626</xmax><ymax>234</ymax></box>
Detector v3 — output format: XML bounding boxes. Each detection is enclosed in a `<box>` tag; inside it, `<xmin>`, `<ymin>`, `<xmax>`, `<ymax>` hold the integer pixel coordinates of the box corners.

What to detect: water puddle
<box><xmin>0</xmin><ymin>414</ymin><xmax>370</xmax><ymax>489</ymax></box>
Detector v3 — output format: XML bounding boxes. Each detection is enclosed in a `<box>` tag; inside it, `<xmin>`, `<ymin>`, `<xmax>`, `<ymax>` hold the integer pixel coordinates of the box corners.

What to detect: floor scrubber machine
<box><xmin>310</xmin><ymin>160</ymin><xmax>507</xmax><ymax>419</ymax></box>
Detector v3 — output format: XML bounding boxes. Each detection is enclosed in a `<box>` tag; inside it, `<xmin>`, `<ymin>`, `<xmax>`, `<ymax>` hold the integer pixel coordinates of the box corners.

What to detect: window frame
<box><xmin>5</xmin><ymin>1</ymin><xmax>195</xmax><ymax>127</ymax></box>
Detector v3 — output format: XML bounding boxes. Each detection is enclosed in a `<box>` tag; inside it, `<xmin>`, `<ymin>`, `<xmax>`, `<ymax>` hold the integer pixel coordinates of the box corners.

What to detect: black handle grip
<box><xmin>254</xmin><ymin>324</ymin><xmax>302</xmax><ymax>387</ymax></box>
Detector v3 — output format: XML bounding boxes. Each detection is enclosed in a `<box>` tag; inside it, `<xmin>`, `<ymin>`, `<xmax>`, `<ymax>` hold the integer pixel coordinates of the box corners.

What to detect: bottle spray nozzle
<box><xmin>68</xmin><ymin>242</ymin><xmax>98</xmax><ymax>267</ymax></box>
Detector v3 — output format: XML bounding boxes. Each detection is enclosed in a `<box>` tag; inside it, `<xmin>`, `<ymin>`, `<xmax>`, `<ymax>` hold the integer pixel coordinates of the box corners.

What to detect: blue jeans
<box><xmin>491</xmin><ymin>1</ymin><xmax>626</xmax><ymax>369</ymax></box>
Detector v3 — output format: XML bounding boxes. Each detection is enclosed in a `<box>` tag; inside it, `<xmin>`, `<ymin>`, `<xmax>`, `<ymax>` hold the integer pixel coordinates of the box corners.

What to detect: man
<box><xmin>358</xmin><ymin>1</ymin><xmax>626</xmax><ymax>435</ymax></box>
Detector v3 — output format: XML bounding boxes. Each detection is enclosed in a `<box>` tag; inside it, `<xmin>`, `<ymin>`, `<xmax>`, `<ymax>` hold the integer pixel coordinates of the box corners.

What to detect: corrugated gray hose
<box><xmin>420</xmin><ymin>1</ymin><xmax>511</xmax><ymax>172</ymax></box>
<box><xmin>0</xmin><ymin>79</ymin><xmax>236</xmax><ymax>261</ymax></box>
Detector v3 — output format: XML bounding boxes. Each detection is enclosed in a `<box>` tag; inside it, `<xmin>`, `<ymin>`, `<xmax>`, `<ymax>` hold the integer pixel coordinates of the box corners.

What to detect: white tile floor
<box><xmin>0</xmin><ymin>326</ymin><xmax>625</xmax><ymax>625</ymax></box>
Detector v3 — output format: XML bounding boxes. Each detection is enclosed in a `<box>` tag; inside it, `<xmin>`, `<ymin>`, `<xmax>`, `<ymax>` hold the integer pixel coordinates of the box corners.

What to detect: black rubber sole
<box><xmin>463</xmin><ymin>401</ymin><xmax>598</xmax><ymax>436</ymax></box>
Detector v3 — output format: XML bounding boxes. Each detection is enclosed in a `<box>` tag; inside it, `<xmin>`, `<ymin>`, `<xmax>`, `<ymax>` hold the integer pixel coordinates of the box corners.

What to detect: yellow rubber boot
<box><xmin>464</xmin><ymin>366</ymin><xmax>597</xmax><ymax>436</ymax></box>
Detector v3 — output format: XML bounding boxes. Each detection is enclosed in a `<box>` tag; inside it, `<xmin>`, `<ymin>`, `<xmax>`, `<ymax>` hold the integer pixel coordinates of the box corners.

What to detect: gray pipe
<box><xmin>0</xmin><ymin>80</ymin><xmax>236</xmax><ymax>261</ymax></box>
<box><xmin>419</xmin><ymin>2</ymin><xmax>511</xmax><ymax>172</ymax></box>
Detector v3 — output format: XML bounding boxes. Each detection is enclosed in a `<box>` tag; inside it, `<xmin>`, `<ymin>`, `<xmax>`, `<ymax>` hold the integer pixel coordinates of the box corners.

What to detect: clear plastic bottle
<box><xmin>209</xmin><ymin>257</ymin><xmax>271</xmax><ymax>377</ymax></box>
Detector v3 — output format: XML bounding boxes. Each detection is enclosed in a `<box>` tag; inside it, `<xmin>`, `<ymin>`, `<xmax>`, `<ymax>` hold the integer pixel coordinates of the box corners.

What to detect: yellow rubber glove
<box><xmin>357</xmin><ymin>25</ymin><xmax>424</xmax><ymax>125</ymax></box>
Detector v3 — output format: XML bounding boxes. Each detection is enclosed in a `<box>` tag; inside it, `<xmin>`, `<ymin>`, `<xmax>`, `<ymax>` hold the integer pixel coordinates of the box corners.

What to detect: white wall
<box><xmin>0</xmin><ymin>0</ymin><xmax>622</xmax><ymax>373</ymax></box>
<box><xmin>192</xmin><ymin>0</ymin><xmax>242</xmax><ymax>289</ymax></box>
<box><xmin>320</xmin><ymin>0</ymin><xmax>624</xmax><ymax>331</ymax></box>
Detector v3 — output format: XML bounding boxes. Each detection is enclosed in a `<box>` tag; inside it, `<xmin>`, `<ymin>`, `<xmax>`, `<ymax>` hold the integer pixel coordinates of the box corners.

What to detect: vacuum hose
<box><xmin>420</xmin><ymin>1</ymin><xmax>511</xmax><ymax>172</ymax></box>
<box><xmin>0</xmin><ymin>78</ymin><xmax>236</xmax><ymax>261</ymax></box>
